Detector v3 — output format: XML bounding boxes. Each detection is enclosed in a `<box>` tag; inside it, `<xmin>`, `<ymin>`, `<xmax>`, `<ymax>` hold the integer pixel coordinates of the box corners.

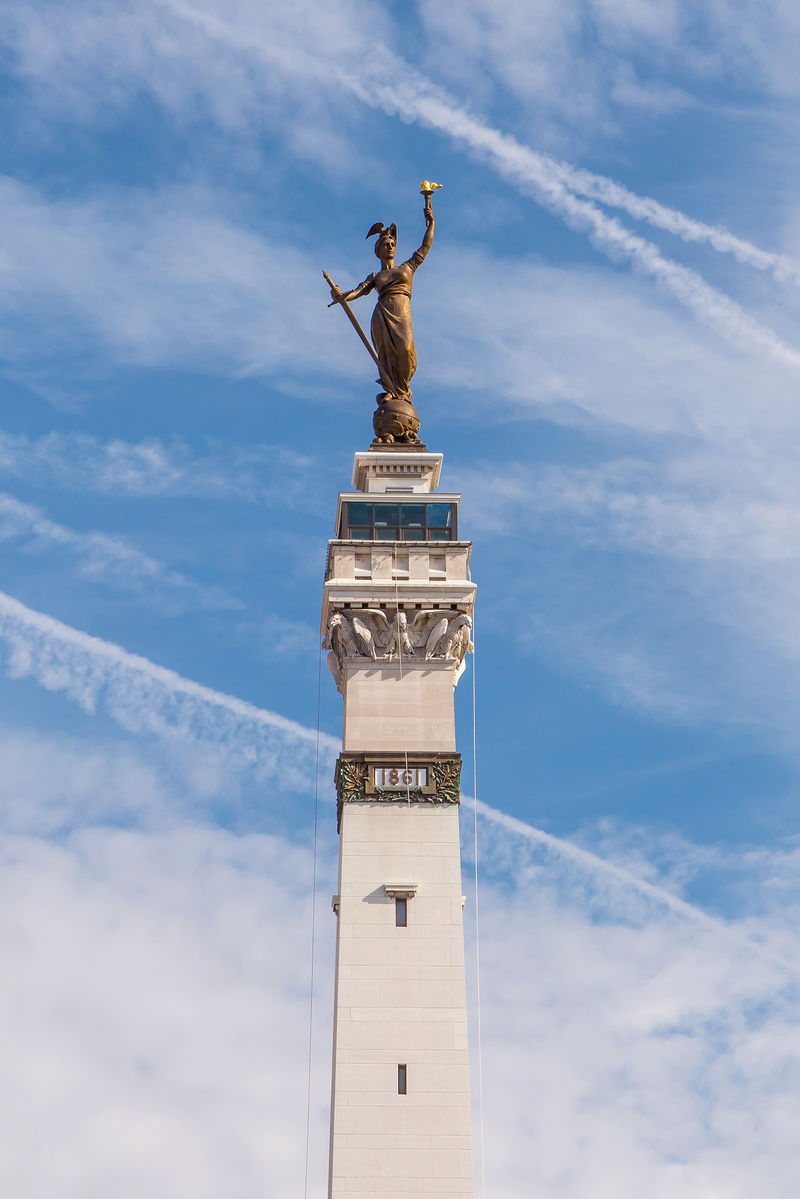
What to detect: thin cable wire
<box><xmin>303</xmin><ymin>646</ymin><xmax>324</xmax><ymax>1199</ymax></box>
<box><xmin>471</xmin><ymin>623</ymin><xmax>487</xmax><ymax>1199</ymax></box>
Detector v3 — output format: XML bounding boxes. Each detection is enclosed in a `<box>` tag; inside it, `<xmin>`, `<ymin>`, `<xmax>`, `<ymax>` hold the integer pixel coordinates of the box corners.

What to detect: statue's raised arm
<box><xmin>324</xmin><ymin>182</ymin><xmax>441</xmax><ymax>446</ymax></box>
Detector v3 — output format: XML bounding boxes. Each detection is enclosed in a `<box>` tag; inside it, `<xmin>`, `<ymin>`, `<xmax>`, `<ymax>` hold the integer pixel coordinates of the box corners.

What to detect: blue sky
<box><xmin>1</xmin><ymin>2</ymin><xmax>800</xmax><ymax>1195</ymax></box>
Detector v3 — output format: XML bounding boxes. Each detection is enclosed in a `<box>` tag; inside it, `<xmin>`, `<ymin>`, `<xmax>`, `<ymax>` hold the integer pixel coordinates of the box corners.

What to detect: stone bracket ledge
<box><xmin>334</xmin><ymin>751</ymin><xmax>462</xmax><ymax>832</ymax></box>
<box><xmin>383</xmin><ymin>882</ymin><xmax>418</xmax><ymax>899</ymax></box>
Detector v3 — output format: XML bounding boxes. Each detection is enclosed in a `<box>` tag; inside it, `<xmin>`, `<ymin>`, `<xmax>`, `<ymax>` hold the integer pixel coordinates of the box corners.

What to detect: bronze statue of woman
<box><xmin>328</xmin><ymin>185</ymin><xmax>438</xmax><ymax>445</ymax></box>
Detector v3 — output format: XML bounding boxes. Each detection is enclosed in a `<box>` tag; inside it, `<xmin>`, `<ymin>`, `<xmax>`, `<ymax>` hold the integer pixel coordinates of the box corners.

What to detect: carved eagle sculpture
<box><xmin>348</xmin><ymin>609</ymin><xmax>392</xmax><ymax>660</ymax></box>
<box><xmin>326</xmin><ymin>611</ymin><xmax>359</xmax><ymax>662</ymax></box>
<box><xmin>444</xmin><ymin>614</ymin><xmax>473</xmax><ymax>664</ymax></box>
<box><xmin>411</xmin><ymin>609</ymin><xmax>451</xmax><ymax>660</ymax></box>
<box><xmin>387</xmin><ymin>610</ymin><xmax>415</xmax><ymax>660</ymax></box>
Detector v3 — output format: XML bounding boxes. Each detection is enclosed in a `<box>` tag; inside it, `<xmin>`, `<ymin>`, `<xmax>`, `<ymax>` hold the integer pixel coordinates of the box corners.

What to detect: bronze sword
<box><xmin>322</xmin><ymin>270</ymin><xmax>394</xmax><ymax>395</ymax></box>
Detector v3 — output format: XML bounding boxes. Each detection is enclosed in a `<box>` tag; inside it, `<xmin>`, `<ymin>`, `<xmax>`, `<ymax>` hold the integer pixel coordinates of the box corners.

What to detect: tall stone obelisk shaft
<box><xmin>323</xmin><ymin>450</ymin><xmax>475</xmax><ymax>1199</ymax></box>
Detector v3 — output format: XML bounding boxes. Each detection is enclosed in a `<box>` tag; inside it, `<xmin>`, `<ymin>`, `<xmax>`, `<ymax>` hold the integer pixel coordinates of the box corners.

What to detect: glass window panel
<box><xmin>429</xmin><ymin>527</ymin><xmax>452</xmax><ymax>541</ymax></box>
<box><xmin>346</xmin><ymin>502</ymin><xmax>372</xmax><ymax>527</ymax></box>
<box><xmin>426</xmin><ymin>502</ymin><xmax>452</xmax><ymax>528</ymax></box>
<box><xmin>373</xmin><ymin>503</ymin><xmax>400</xmax><ymax>526</ymax></box>
<box><xmin>350</xmin><ymin>528</ymin><xmax>372</xmax><ymax>540</ymax></box>
<box><xmin>401</xmin><ymin>527</ymin><xmax>425</xmax><ymax>541</ymax></box>
<box><xmin>400</xmin><ymin>504</ymin><xmax>425</xmax><ymax>527</ymax></box>
<box><xmin>375</xmin><ymin>527</ymin><xmax>399</xmax><ymax>540</ymax></box>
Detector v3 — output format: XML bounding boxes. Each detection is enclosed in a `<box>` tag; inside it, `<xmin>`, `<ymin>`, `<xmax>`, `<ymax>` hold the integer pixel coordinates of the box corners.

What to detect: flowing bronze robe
<box><xmin>358</xmin><ymin>247</ymin><xmax>427</xmax><ymax>398</ymax></box>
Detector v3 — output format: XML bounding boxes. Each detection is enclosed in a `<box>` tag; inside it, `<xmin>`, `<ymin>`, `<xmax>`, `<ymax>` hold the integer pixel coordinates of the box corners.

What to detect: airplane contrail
<box><xmin>352</xmin><ymin>67</ymin><xmax>800</xmax><ymax>369</ymax></box>
<box><xmin>2</xmin><ymin>588</ymin><xmax>792</xmax><ymax>973</ymax></box>
<box><xmin>467</xmin><ymin>796</ymin><xmax>797</xmax><ymax>975</ymax></box>
<box><xmin>0</xmin><ymin>590</ymin><xmax>339</xmax><ymax>792</ymax></box>
<box><xmin>167</xmin><ymin>4</ymin><xmax>800</xmax><ymax>367</ymax></box>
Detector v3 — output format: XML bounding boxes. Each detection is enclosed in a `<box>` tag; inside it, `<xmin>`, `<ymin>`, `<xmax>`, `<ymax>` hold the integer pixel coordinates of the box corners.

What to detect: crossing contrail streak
<box><xmin>354</xmin><ymin>70</ymin><xmax>800</xmax><ymax>369</ymax></box>
<box><xmin>356</xmin><ymin>69</ymin><xmax>799</xmax><ymax>284</ymax></box>
<box><xmin>562</xmin><ymin>169</ymin><xmax>799</xmax><ymax>282</ymax></box>
<box><xmin>177</xmin><ymin>6</ymin><xmax>800</xmax><ymax>366</ymax></box>
<box><xmin>471</xmin><ymin>796</ymin><xmax>721</xmax><ymax>929</ymax></box>
<box><xmin>168</xmin><ymin>5</ymin><xmax>797</xmax><ymax>284</ymax></box>
<box><xmin>165</xmin><ymin>6</ymin><xmax>800</xmax><ymax>364</ymax></box>
<box><xmin>0</xmin><ymin>590</ymin><xmax>339</xmax><ymax>790</ymax></box>
<box><xmin>468</xmin><ymin>796</ymin><xmax>797</xmax><ymax>975</ymax></box>
<box><xmin>1</xmin><ymin>588</ymin><xmax>793</xmax><ymax>972</ymax></box>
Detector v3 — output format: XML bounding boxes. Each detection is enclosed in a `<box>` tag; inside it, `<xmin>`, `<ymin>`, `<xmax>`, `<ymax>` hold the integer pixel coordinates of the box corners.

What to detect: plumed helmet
<box><xmin>366</xmin><ymin>222</ymin><xmax>397</xmax><ymax>256</ymax></box>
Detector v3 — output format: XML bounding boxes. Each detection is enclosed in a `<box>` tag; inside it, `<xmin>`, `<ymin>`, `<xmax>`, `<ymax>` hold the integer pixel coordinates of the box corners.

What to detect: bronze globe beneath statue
<box><xmin>372</xmin><ymin>392</ymin><xmax>422</xmax><ymax>445</ymax></box>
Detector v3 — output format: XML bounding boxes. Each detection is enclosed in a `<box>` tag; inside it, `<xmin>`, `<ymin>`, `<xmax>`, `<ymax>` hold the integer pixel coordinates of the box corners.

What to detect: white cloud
<box><xmin>0</xmin><ymin>729</ymin><xmax>174</xmax><ymax>834</ymax></box>
<box><xmin>420</xmin><ymin>251</ymin><xmax>798</xmax><ymax>439</ymax></box>
<box><xmin>474</xmin><ymin>872</ymin><xmax>800</xmax><ymax>1199</ymax></box>
<box><xmin>0</xmin><ymin>817</ymin><xmax>338</xmax><ymax>1199</ymax></box>
<box><xmin>0</xmin><ymin>722</ymin><xmax>797</xmax><ymax>1198</ymax></box>
<box><xmin>119</xmin><ymin>3</ymin><xmax>800</xmax><ymax>360</ymax></box>
<box><xmin>1</xmin><ymin>12</ymin><xmax>798</xmax><ymax>417</ymax></box>
<box><xmin>464</xmin><ymin>802</ymin><xmax>800</xmax><ymax>1197</ymax></box>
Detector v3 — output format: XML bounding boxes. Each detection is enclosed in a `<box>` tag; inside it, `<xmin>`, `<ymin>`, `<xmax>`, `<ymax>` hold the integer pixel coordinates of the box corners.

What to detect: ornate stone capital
<box><xmin>324</xmin><ymin>605</ymin><xmax>473</xmax><ymax>690</ymax></box>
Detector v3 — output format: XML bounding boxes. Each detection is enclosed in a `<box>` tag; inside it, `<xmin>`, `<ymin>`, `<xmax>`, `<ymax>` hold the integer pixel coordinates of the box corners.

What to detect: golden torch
<box><xmin>419</xmin><ymin>179</ymin><xmax>442</xmax><ymax>215</ymax></box>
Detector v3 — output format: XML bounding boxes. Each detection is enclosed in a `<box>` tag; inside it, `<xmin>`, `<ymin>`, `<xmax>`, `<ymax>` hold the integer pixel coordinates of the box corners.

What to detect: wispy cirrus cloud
<box><xmin>461</xmin><ymin>451</ymin><xmax>800</xmax><ymax>740</ymax></box>
<box><xmin>468</xmin><ymin>797</ymin><xmax>799</xmax><ymax>973</ymax></box>
<box><xmin>0</xmin><ymin>491</ymin><xmax>239</xmax><ymax>610</ymax></box>
<box><xmin>417</xmin><ymin>0</ymin><xmax>800</xmax><ymax>141</ymax></box>
<box><xmin>0</xmin><ymin>176</ymin><xmax>355</xmax><ymax>388</ymax></box>
<box><xmin>0</xmin><ymin>427</ymin><xmax>324</xmax><ymax>507</ymax></box>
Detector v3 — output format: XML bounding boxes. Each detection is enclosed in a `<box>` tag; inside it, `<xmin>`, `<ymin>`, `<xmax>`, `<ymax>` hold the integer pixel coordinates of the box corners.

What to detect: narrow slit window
<box><xmin>398</xmin><ymin>1064</ymin><xmax>407</xmax><ymax>1095</ymax></box>
<box><xmin>395</xmin><ymin>897</ymin><xmax>407</xmax><ymax>927</ymax></box>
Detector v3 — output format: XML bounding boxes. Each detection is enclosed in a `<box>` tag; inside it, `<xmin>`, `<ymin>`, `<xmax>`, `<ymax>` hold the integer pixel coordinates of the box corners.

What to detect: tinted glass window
<box><xmin>340</xmin><ymin>500</ymin><xmax>457</xmax><ymax>540</ymax></box>
<box><xmin>347</xmin><ymin>502</ymin><xmax>372</xmax><ymax>526</ymax></box>
<box><xmin>373</xmin><ymin>503</ymin><xmax>400</xmax><ymax>526</ymax></box>
<box><xmin>427</xmin><ymin>503</ymin><xmax>452</xmax><ymax>528</ymax></box>
<box><xmin>400</xmin><ymin>504</ymin><xmax>425</xmax><ymax>527</ymax></box>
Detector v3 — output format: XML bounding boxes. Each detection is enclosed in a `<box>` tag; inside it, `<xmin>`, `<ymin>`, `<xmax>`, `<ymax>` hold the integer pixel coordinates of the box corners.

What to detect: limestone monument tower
<box><xmin>323</xmin><ymin>185</ymin><xmax>476</xmax><ymax>1199</ymax></box>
